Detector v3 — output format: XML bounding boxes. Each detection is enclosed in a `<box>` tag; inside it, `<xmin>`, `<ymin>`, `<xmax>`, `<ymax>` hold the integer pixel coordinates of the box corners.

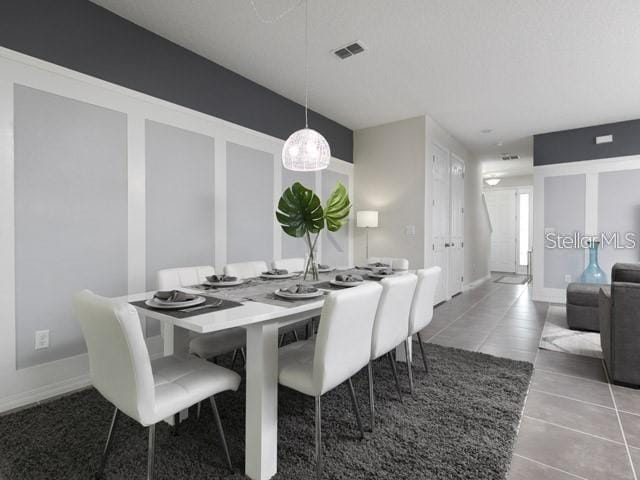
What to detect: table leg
<box><xmin>162</xmin><ymin>324</ymin><xmax>191</xmax><ymax>425</ymax></box>
<box><xmin>245</xmin><ymin>322</ymin><xmax>279</xmax><ymax>480</ymax></box>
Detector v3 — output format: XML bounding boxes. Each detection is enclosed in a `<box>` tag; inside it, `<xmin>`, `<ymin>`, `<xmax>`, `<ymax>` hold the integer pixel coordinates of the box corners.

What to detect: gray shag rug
<box><xmin>0</xmin><ymin>343</ymin><xmax>532</xmax><ymax>480</ymax></box>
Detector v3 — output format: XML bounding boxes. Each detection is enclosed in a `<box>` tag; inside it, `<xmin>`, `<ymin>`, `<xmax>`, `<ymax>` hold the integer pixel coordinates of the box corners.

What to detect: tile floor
<box><xmin>422</xmin><ymin>275</ymin><xmax>640</xmax><ymax>480</ymax></box>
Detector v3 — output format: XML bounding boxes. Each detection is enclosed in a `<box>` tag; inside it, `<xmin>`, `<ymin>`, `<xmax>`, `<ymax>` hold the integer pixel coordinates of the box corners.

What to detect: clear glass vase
<box><xmin>579</xmin><ymin>240</ymin><xmax>607</xmax><ymax>284</ymax></box>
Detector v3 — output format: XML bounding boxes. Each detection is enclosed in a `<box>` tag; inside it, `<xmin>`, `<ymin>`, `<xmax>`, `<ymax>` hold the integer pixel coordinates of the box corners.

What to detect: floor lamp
<box><xmin>356</xmin><ymin>211</ymin><xmax>379</xmax><ymax>260</ymax></box>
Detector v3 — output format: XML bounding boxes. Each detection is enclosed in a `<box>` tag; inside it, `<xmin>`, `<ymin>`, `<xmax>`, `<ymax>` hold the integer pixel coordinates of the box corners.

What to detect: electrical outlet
<box><xmin>405</xmin><ymin>225</ymin><xmax>416</xmax><ymax>236</ymax></box>
<box><xmin>564</xmin><ymin>274</ymin><xmax>572</xmax><ymax>283</ymax></box>
<box><xmin>35</xmin><ymin>330</ymin><xmax>49</xmax><ymax>350</ymax></box>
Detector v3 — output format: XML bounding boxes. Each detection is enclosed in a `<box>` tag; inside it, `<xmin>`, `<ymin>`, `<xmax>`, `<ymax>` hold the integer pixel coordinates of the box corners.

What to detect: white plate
<box><xmin>367</xmin><ymin>272</ymin><xmax>396</xmax><ymax>280</ymax></box>
<box><xmin>145</xmin><ymin>296</ymin><xmax>206</xmax><ymax>310</ymax></box>
<box><xmin>317</xmin><ymin>267</ymin><xmax>335</xmax><ymax>273</ymax></box>
<box><xmin>204</xmin><ymin>279</ymin><xmax>244</xmax><ymax>287</ymax></box>
<box><xmin>275</xmin><ymin>289</ymin><xmax>324</xmax><ymax>299</ymax></box>
<box><xmin>260</xmin><ymin>273</ymin><xmax>298</xmax><ymax>279</ymax></box>
<box><xmin>330</xmin><ymin>279</ymin><xmax>364</xmax><ymax>288</ymax></box>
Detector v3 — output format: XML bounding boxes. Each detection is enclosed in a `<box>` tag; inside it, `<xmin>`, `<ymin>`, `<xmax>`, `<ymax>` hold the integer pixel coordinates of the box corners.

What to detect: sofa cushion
<box><xmin>612</xmin><ymin>263</ymin><xmax>640</xmax><ymax>284</ymax></box>
<box><xmin>567</xmin><ymin>283</ymin><xmax>602</xmax><ymax>307</ymax></box>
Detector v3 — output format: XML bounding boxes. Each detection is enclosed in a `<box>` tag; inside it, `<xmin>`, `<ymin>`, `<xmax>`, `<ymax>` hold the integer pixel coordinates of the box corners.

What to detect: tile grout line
<box><xmin>534</xmin><ymin>367</ymin><xmax>606</xmax><ymax>386</ymax></box>
<box><xmin>529</xmin><ymin>387</ymin><xmax>617</xmax><ymax>412</ymax></box>
<box><xmin>602</xmin><ymin>360</ymin><xmax>638</xmax><ymax>480</ymax></box>
<box><xmin>512</xmin><ymin>454</ymin><xmax>591</xmax><ymax>480</ymax></box>
<box><xmin>523</xmin><ymin>414</ymin><xmax>627</xmax><ymax>446</ymax></box>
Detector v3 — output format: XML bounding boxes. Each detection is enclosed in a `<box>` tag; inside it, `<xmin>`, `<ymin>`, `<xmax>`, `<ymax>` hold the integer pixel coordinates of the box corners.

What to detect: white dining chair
<box><xmin>367</xmin><ymin>257</ymin><xmax>410</xmax><ymax>271</ymax></box>
<box><xmin>157</xmin><ymin>267</ymin><xmax>246</xmax><ymax>365</ymax></box>
<box><xmin>272</xmin><ymin>257</ymin><xmax>306</xmax><ymax>272</ymax></box>
<box><xmin>223</xmin><ymin>260</ymin><xmax>269</xmax><ymax>279</ymax></box>
<box><xmin>73</xmin><ymin>290</ymin><xmax>241</xmax><ymax>479</ymax></box>
<box><xmin>278</xmin><ymin>282</ymin><xmax>383</xmax><ymax>479</ymax></box>
<box><xmin>405</xmin><ymin>267</ymin><xmax>441</xmax><ymax>393</ymax></box>
<box><xmin>368</xmin><ymin>273</ymin><xmax>417</xmax><ymax>430</ymax></box>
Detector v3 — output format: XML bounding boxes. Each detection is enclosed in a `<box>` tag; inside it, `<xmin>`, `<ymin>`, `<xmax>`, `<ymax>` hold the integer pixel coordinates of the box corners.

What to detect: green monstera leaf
<box><xmin>324</xmin><ymin>182</ymin><xmax>351</xmax><ymax>232</ymax></box>
<box><xmin>276</xmin><ymin>182</ymin><xmax>325</xmax><ymax>237</ymax></box>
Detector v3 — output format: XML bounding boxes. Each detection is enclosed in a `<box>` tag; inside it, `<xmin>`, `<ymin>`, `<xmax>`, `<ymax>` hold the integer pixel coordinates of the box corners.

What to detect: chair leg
<box><xmin>147</xmin><ymin>424</ymin><xmax>156</xmax><ymax>480</ymax></box>
<box><xmin>367</xmin><ymin>362</ymin><xmax>375</xmax><ymax>432</ymax></box>
<box><xmin>293</xmin><ymin>329</ymin><xmax>300</xmax><ymax>342</ymax></box>
<box><xmin>346</xmin><ymin>378</ymin><xmax>365</xmax><ymax>439</ymax></box>
<box><xmin>387</xmin><ymin>352</ymin><xmax>403</xmax><ymax>403</ymax></box>
<box><xmin>279</xmin><ymin>334</ymin><xmax>285</xmax><ymax>347</ymax></box>
<box><xmin>173</xmin><ymin>413</ymin><xmax>180</xmax><ymax>436</ymax></box>
<box><xmin>240</xmin><ymin>347</ymin><xmax>246</xmax><ymax>365</ymax></box>
<box><xmin>404</xmin><ymin>339</ymin><xmax>414</xmax><ymax>395</ymax></box>
<box><xmin>197</xmin><ymin>401</ymin><xmax>202</xmax><ymax>419</ymax></box>
<box><xmin>210</xmin><ymin>396</ymin><xmax>233</xmax><ymax>472</ymax></box>
<box><xmin>96</xmin><ymin>407</ymin><xmax>120</xmax><ymax>479</ymax></box>
<box><xmin>231</xmin><ymin>348</ymin><xmax>239</xmax><ymax>367</ymax></box>
<box><xmin>416</xmin><ymin>332</ymin><xmax>429</xmax><ymax>373</ymax></box>
<box><xmin>315</xmin><ymin>396</ymin><xmax>322</xmax><ymax>479</ymax></box>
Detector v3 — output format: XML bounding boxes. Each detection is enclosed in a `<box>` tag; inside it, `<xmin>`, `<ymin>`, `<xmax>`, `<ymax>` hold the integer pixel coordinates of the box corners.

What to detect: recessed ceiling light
<box><xmin>485</xmin><ymin>178</ymin><xmax>501</xmax><ymax>186</ymax></box>
<box><xmin>496</xmin><ymin>142</ymin><xmax>503</xmax><ymax>147</ymax></box>
<box><xmin>480</xmin><ymin>129</ymin><xmax>493</xmax><ymax>134</ymax></box>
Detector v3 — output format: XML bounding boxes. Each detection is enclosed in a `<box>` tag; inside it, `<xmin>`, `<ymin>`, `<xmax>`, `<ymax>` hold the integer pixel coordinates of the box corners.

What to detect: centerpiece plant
<box><xmin>276</xmin><ymin>182</ymin><xmax>351</xmax><ymax>280</ymax></box>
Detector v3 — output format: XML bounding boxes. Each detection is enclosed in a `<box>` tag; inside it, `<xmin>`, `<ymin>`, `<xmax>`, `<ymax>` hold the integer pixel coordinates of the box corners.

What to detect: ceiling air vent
<box><xmin>333</xmin><ymin>41</ymin><xmax>366</xmax><ymax>60</ymax></box>
<box><xmin>500</xmin><ymin>153</ymin><xmax>520</xmax><ymax>161</ymax></box>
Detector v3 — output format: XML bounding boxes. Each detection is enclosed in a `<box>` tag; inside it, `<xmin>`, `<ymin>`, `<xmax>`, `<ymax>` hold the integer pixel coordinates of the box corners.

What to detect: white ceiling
<box><xmin>91</xmin><ymin>0</ymin><xmax>640</xmax><ymax>177</ymax></box>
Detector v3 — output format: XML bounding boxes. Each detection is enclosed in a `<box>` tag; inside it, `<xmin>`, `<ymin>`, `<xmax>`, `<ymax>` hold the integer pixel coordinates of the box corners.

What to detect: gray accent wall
<box><xmin>281</xmin><ymin>169</ymin><xmax>316</xmax><ymax>260</ymax></box>
<box><xmin>0</xmin><ymin>0</ymin><xmax>353</xmax><ymax>162</ymax></box>
<box><xmin>226</xmin><ymin>142</ymin><xmax>274</xmax><ymax>264</ymax></box>
<box><xmin>543</xmin><ymin>174</ymin><xmax>586</xmax><ymax>289</ymax></box>
<box><xmin>598</xmin><ymin>169</ymin><xmax>640</xmax><ymax>278</ymax></box>
<box><xmin>14</xmin><ymin>85</ymin><xmax>128</xmax><ymax>369</ymax></box>
<box><xmin>534</xmin><ymin>119</ymin><xmax>640</xmax><ymax>166</ymax></box>
<box><xmin>145</xmin><ymin>121</ymin><xmax>215</xmax><ymax>287</ymax></box>
<box><xmin>321</xmin><ymin>170</ymin><xmax>350</xmax><ymax>267</ymax></box>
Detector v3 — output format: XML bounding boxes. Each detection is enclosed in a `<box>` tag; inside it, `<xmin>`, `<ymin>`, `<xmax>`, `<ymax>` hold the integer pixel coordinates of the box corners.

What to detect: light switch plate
<box><xmin>35</xmin><ymin>330</ymin><xmax>49</xmax><ymax>350</ymax></box>
<box><xmin>405</xmin><ymin>225</ymin><xmax>416</xmax><ymax>236</ymax></box>
<box><xmin>564</xmin><ymin>274</ymin><xmax>572</xmax><ymax>283</ymax></box>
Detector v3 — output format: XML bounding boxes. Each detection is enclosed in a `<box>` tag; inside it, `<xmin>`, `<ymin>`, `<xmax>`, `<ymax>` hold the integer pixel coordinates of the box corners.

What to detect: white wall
<box><xmin>0</xmin><ymin>48</ymin><xmax>354</xmax><ymax>412</ymax></box>
<box><xmin>353</xmin><ymin>114</ymin><xmax>491</xmax><ymax>286</ymax></box>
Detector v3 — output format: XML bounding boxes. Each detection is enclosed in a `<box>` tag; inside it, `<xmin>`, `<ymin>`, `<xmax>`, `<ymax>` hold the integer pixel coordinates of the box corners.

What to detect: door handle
<box><xmin>444</xmin><ymin>243</ymin><xmax>451</xmax><ymax>247</ymax></box>
<box><xmin>451</xmin><ymin>242</ymin><xmax>455</xmax><ymax>247</ymax></box>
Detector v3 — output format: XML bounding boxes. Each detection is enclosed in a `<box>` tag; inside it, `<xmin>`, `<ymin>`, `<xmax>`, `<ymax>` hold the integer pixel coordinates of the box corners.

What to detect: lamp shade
<box><xmin>357</xmin><ymin>211</ymin><xmax>378</xmax><ymax>228</ymax></box>
<box><xmin>282</xmin><ymin>128</ymin><xmax>331</xmax><ymax>171</ymax></box>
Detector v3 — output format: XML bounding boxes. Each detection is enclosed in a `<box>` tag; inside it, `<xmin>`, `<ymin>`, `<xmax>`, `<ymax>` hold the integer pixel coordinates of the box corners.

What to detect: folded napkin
<box><xmin>369</xmin><ymin>262</ymin><xmax>390</xmax><ymax>268</ymax></box>
<box><xmin>263</xmin><ymin>269</ymin><xmax>288</xmax><ymax>275</ymax></box>
<box><xmin>284</xmin><ymin>284</ymin><xmax>319</xmax><ymax>294</ymax></box>
<box><xmin>335</xmin><ymin>274</ymin><xmax>363</xmax><ymax>283</ymax></box>
<box><xmin>318</xmin><ymin>264</ymin><xmax>330</xmax><ymax>270</ymax></box>
<box><xmin>374</xmin><ymin>269</ymin><xmax>394</xmax><ymax>276</ymax></box>
<box><xmin>153</xmin><ymin>290</ymin><xmax>196</xmax><ymax>303</ymax></box>
<box><xmin>206</xmin><ymin>274</ymin><xmax>238</xmax><ymax>283</ymax></box>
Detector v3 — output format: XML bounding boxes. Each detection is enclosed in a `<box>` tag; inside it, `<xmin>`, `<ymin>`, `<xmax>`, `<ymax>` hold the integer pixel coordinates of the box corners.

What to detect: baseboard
<box><xmin>463</xmin><ymin>273</ymin><xmax>491</xmax><ymax>291</ymax></box>
<box><xmin>0</xmin><ymin>334</ymin><xmax>165</xmax><ymax>415</ymax></box>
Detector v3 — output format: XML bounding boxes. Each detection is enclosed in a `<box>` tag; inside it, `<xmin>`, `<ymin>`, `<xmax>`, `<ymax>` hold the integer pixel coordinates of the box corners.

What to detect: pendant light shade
<box><xmin>282</xmin><ymin>127</ymin><xmax>331</xmax><ymax>171</ymax></box>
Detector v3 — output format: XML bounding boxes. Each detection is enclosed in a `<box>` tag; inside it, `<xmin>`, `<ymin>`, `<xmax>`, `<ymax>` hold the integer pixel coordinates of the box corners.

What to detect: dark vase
<box><xmin>579</xmin><ymin>240</ymin><xmax>607</xmax><ymax>284</ymax></box>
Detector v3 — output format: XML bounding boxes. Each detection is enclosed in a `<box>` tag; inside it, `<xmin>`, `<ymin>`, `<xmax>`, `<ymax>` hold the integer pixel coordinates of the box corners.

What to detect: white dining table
<box><xmin>123</xmin><ymin>286</ymin><xmax>325</xmax><ymax>480</ymax></box>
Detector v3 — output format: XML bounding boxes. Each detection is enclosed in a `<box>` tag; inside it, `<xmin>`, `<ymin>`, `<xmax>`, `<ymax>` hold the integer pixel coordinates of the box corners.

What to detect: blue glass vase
<box><xmin>579</xmin><ymin>240</ymin><xmax>607</xmax><ymax>284</ymax></box>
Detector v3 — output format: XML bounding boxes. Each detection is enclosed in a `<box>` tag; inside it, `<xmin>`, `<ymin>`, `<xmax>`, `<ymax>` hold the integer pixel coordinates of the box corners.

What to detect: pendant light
<box><xmin>282</xmin><ymin>0</ymin><xmax>331</xmax><ymax>171</ymax></box>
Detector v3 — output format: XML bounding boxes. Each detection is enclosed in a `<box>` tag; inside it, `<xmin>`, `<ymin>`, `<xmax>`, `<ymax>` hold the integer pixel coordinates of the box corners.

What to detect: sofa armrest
<box><xmin>609</xmin><ymin>282</ymin><xmax>640</xmax><ymax>385</ymax></box>
<box><xmin>599</xmin><ymin>287</ymin><xmax>612</xmax><ymax>367</ymax></box>
<box><xmin>612</xmin><ymin>263</ymin><xmax>640</xmax><ymax>284</ymax></box>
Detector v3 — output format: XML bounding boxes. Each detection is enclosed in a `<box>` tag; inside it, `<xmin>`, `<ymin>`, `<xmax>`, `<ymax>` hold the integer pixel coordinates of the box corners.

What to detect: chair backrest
<box><xmin>313</xmin><ymin>282</ymin><xmax>382</xmax><ymax>396</ymax></box>
<box><xmin>367</xmin><ymin>257</ymin><xmax>410</xmax><ymax>271</ymax></box>
<box><xmin>272</xmin><ymin>257</ymin><xmax>306</xmax><ymax>272</ymax></box>
<box><xmin>224</xmin><ymin>261</ymin><xmax>269</xmax><ymax>279</ymax></box>
<box><xmin>408</xmin><ymin>267</ymin><xmax>441</xmax><ymax>335</ymax></box>
<box><xmin>157</xmin><ymin>265</ymin><xmax>215</xmax><ymax>290</ymax></box>
<box><xmin>371</xmin><ymin>274</ymin><xmax>418</xmax><ymax>359</ymax></box>
<box><xmin>73</xmin><ymin>290</ymin><xmax>155</xmax><ymax>425</ymax></box>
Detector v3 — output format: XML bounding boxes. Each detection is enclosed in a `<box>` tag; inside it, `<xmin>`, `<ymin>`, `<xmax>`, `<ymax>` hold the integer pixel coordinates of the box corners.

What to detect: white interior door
<box><xmin>485</xmin><ymin>189</ymin><xmax>517</xmax><ymax>273</ymax></box>
<box><xmin>449</xmin><ymin>155</ymin><xmax>465</xmax><ymax>295</ymax></box>
<box><xmin>432</xmin><ymin>144</ymin><xmax>450</xmax><ymax>303</ymax></box>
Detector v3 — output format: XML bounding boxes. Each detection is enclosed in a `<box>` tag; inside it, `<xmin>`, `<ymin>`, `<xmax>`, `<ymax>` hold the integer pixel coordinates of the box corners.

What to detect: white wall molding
<box><xmin>0</xmin><ymin>47</ymin><xmax>354</xmax><ymax>412</ymax></box>
<box><xmin>532</xmin><ymin>155</ymin><xmax>640</xmax><ymax>302</ymax></box>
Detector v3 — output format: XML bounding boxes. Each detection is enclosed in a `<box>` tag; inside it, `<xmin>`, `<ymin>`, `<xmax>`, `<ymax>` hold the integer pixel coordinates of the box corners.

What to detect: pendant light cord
<box><xmin>249</xmin><ymin>0</ymin><xmax>310</xmax><ymax>128</ymax></box>
<box><xmin>304</xmin><ymin>0</ymin><xmax>309</xmax><ymax>128</ymax></box>
<box><xmin>249</xmin><ymin>0</ymin><xmax>303</xmax><ymax>24</ymax></box>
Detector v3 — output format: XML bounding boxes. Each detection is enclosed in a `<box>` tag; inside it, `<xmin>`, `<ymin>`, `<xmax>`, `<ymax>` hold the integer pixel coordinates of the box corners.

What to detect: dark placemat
<box><xmin>312</xmin><ymin>281</ymin><xmax>354</xmax><ymax>290</ymax></box>
<box><xmin>246</xmin><ymin>291</ymin><xmax>326</xmax><ymax>308</ymax></box>
<box><xmin>130</xmin><ymin>296</ymin><xmax>243</xmax><ymax>319</ymax></box>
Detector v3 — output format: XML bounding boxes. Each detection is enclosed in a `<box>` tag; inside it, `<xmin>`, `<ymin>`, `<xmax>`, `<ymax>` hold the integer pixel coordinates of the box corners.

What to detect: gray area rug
<box><xmin>0</xmin><ymin>344</ymin><xmax>532</xmax><ymax>479</ymax></box>
<box><xmin>539</xmin><ymin>305</ymin><xmax>602</xmax><ymax>359</ymax></box>
<box><xmin>494</xmin><ymin>275</ymin><xmax>529</xmax><ymax>285</ymax></box>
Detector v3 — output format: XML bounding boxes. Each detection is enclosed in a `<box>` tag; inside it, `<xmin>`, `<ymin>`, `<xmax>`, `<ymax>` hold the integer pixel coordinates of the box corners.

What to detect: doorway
<box><xmin>484</xmin><ymin>187</ymin><xmax>532</xmax><ymax>275</ymax></box>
